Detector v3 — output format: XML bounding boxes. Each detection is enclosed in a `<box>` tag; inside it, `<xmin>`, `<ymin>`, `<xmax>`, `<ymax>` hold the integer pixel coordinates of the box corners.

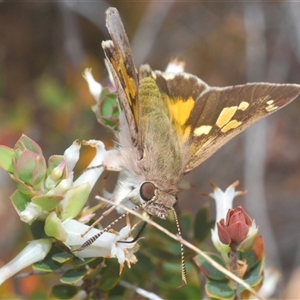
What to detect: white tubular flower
<box><xmin>111</xmin><ymin>225</ymin><xmax>137</xmax><ymax>265</ymax></box>
<box><xmin>73</xmin><ymin>140</ymin><xmax>106</xmax><ymax>190</ymax></box>
<box><xmin>63</xmin><ymin>219</ymin><xmax>116</xmax><ymax>257</ymax></box>
<box><xmin>208</xmin><ymin>181</ymin><xmax>245</xmax><ymax>225</ymax></box>
<box><xmin>19</xmin><ymin>202</ymin><xmax>43</xmax><ymax>224</ymax></box>
<box><xmin>63</xmin><ymin>219</ymin><xmax>137</xmax><ymax>267</ymax></box>
<box><xmin>208</xmin><ymin>181</ymin><xmax>246</xmax><ymax>255</ymax></box>
<box><xmin>83</xmin><ymin>68</ymin><xmax>102</xmax><ymax>101</ymax></box>
<box><xmin>58</xmin><ymin>140</ymin><xmax>106</xmax><ymax>221</ymax></box>
<box><xmin>64</xmin><ymin>139</ymin><xmax>81</xmax><ymax>173</ymax></box>
<box><xmin>0</xmin><ymin>239</ymin><xmax>52</xmax><ymax>285</ymax></box>
<box><xmin>48</xmin><ymin>172</ymin><xmax>74</xmax><ymax>196</ymax></box>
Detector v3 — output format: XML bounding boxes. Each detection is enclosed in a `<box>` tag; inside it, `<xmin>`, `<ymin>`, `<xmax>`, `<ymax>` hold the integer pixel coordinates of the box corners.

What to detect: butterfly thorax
<box><xmin>137</xmin><ymin>68</ymin><xmax>190</xmax><ymax>192</ymax></box>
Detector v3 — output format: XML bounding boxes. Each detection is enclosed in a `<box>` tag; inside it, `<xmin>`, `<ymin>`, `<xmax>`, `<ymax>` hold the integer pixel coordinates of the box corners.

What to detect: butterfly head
<box><xmin>113</xmin><ymin>170</ymin><xmax>177</xmax><ymax>219</ymax></box>
<box><xmin>139</xmin><ymin>181</ymin><xmax>177</xmax><ymax>219</ymax></box>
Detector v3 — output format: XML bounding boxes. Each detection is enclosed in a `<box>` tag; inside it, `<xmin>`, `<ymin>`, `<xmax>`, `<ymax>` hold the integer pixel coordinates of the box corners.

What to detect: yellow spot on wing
<box><xmin>216</xmin><ymin>106</ymin><xmax>238</xmax><ymax>128</ymax></box>
<box><xmin>168</xmin><ymin>97</ymin><xmax>195</xmax><ymax>126</ymax></box>
<box><xmin>120</xmin><ymin>62</ymin><xmax>136</xmax><ymax>104</ymax></box>
<box><xmin>266</xmin><ymin>100</ymin><xmax>274</xmax><ymax>105</ymax></box>
<box><xmin>167</xmin><ymin>97</ymin><xmax>195</xmax><ymax>142</ymax></box>
<box><xmin>221</xmin><ymin>120</ymin><xmax>242</xmax><ymax>132</ymax></box>
<box><xmin>238</xmin><ymin>101</ymin><xmax>249</xmax><ymax>111</ymax></box>
<box><xmin>194</xmin><ymin>125</ymin><xmax>213</xmax><ymax>136</ymax></box>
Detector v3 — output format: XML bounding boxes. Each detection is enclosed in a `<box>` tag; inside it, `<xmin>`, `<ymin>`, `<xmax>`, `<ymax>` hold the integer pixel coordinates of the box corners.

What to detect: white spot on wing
<box><xmin>194</xmin><ymin>125</ymin><xmax>213</xmax><ymax>136</ymax></box>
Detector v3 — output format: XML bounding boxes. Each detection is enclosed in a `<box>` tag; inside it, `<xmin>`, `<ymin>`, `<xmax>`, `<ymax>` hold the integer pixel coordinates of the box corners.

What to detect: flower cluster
<box><xmin>0</xmin><ymin>134</ymin><xmax>138</xmax><ymax>286</ymax></box>
<box><xmin>208</xmin><ymin>181</ymin><xmax>258</xmax><ymax>254</ymax></box>
<box><xmin>0</xmin><ymin>67</ymin><xmax>268</xmax><ymax>299</ymax></box>
<box><xmin>196</xmin><ymin>181</ymin><xmax>265</xmax><ymax>299</ymax></box>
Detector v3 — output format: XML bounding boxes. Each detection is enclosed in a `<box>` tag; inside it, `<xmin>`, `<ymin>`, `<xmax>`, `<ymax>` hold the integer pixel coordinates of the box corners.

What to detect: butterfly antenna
<box><xmin>75</xmin><ymin>211</ymin><xmax>130</xmax><ymax>252</ymax></box>
<box><xmin>172</xmin><ymin>207</ymin><xmax>187</xmax><ymax>285</ymax></box>
<box><xmin>80</xmin><ymin>204</ymin><xmax>116</xmax><ymax>237</ymax></box>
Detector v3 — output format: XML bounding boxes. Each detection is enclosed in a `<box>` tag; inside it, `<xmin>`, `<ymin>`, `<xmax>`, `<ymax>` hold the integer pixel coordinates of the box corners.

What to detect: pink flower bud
<box><xmin>217</xmin><ymin>206</ymin><xmax>252</xmax><ymax>246</ymax></box>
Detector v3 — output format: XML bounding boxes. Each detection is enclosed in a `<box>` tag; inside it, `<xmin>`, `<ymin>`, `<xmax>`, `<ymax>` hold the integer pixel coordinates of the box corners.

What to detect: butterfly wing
<box><xmin>185</xmin><ymin>82</ymin><xmax>300</xmax><ymax>172</ymax></box>
<box><xmin>102</xmin><ymin>7</ymin><xmax>140</xmax><ymax>149</ymax></box>
<box><xmin>103</xmin><ymin>8</ymin><xmax>300</xmax><ymax>177</ymax></box>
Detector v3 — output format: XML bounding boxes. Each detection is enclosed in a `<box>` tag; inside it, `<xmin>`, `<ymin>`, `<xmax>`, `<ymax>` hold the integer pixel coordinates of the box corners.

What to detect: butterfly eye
<box><xmin>140</xmin><ymin>182</ymin><xmax>155</xmax><ymax>201</ymax></box>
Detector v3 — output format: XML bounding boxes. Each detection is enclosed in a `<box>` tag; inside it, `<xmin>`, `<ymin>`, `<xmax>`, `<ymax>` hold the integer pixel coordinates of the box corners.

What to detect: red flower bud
<box><xmin>217</xmin><ymin>206</ymin><xmax>252</xmax><ymax>246</ymax></box>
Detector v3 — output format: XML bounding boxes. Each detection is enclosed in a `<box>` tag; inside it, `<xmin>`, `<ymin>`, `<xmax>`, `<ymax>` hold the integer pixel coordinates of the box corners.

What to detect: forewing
<box><xmin>102</xmin><ymin>7</ymin><xmax>139</xmax><ymax>146</ymax></box>
<box><xmin>185</xmin><ymin>83</ymin><xmax>300</xmax><ymax>172</ymax></box>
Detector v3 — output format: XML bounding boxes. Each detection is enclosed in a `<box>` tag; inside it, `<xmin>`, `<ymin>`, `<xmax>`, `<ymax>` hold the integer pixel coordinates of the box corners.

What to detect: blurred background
<box><xmin>1</xmin><ymin>0</ymin><xmax>300</xmax><ymax>298</ymax></box>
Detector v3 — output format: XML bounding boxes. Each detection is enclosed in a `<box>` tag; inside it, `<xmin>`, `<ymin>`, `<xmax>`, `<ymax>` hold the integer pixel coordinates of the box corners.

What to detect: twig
<box><xmin>119</xmin><ymin>280</ymin><xmax>164</xmax><ymax>300</ymax></box>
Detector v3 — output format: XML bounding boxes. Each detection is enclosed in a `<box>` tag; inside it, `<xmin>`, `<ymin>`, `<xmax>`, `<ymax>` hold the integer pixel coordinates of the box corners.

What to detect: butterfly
<box><xmin>77</xmin><ymin>7</ymin><xmax>300</xmax><ymax>284</ymax></box>
<box><xmin>99</xmin><ymin>7</ymin><xmax>300</xmax><ymax>221</ymax></box>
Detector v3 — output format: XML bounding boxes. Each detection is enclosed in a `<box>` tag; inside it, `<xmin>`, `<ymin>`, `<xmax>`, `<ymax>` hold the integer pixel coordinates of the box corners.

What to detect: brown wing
<box><xmin>102</xmin><ymin>7</ymin><xmax>140</xmax><ymax>148</ymax></box>
<box><xmin>185</xmin><ymin>82</ymin><xmax>300</xmax><ymax>172</ymax></box>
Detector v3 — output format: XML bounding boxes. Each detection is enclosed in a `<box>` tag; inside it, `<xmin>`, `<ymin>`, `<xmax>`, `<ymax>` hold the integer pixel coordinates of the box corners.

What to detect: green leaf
<box><xmin>194</xmin><ymin>205</ymin><xmax>215</xmax><ymax>242</ymax></box>
<box><xmin>206</xmin><ymin>281</ymin><xmax>235</xmax><ymax>300</ymax></box>
<box><xmin>33</xmin><ymin>246</ymin><xmax>62</xmax><ymax>272</ymax></box>
<box><xmin>9</xmin><ymin>174</ymin><xmax>36</xmax><ymax>195</ymax></box>
<box><xmin>135</xmin><ymin>252</ymin><xmax>155</xmax><ymax>274</ymax></box>
<box><xmin>33</xmin><ymin>256</ymin><xmax>61</xmax><ymax>272</ymax></box>
<box><xmin>88</xmin><ymin>257</ymin><xmax>104</xmax><ymax>269</ymax></box>
<box><xmin>100</xmin><ymin>260</ymin><xmax>122</xmax><ymax>291</ymax></box>
<box><xmin>92</xmin><ymin>88</ymin><xmax>119</xmax><ymax>131</ymax></box>
<box><xmin>101</xmin><ymin>91</ymin><xmax>118</xmax><ymax>115</ymax></box>
<box><xmin>164</xmin><ymin>284</ymin><xmax>202</xmax><ymax>300</ymax></box>
<box><xmin>73</xmin><ymin>256</ymin><xmax>95</xmax><ymax>267</ymax></box>
<box><xmin>238</xmin><ymin>275</ymin><xmax>263</xmax><ymax>293</ymax></box>
<box><xmin>45</xmin><ymin>211</ymin><xmax>68</xmax><ymax>241</ymax></box>
<box><xmin>195</xmin><ymin>253</ymin><xmax>227</xmax><ymax>281</ymax></box>
<box><xmin>250</xmin><ymin>256</ymin><xmax>264</xmax><ymax>276</ymax></box>
<box><xmin>15</xmin><ymin>134</ymin><xmax>43</xmax><ymax>156</ymax></box>
<box><xmin>59</xmin><ymin>182</ymin><xmax>91</xmax><ymax>220</ymax></box>
<box><xmin>60</xmin><ymin>268</ymin><xmax>88</xmax><ymax>285</ymax></box>
<box><xmin>52</xmin><ymin>252</ymin><xmax>73</xmax><ymax>263</ymax></box>
<box><xmin>16</xmin><ymin>149</ymin><xmax>46</xmax><ymax>187</ymax></box>
<box><xmin>32</xmin><ymin>194</ymin><xmax>63</xmax><ymax>211</ymax></box>
<box><xmin>51</xmin><ymin>284</ymin><xmax>78</xmax><ymax>299</ymax></box>
<box><xmin>0</xmin><ymin>145</ymin><xmax>14</xmax><ymax>172</ymax></box>
<box><xmin>31</xmin><ymin>220</ymin><xmax>48</xmax><ymax>239</ymax></box>
<box><xmin>10</xmin><ymin>189</ymin><xmax>32</xmax><ymax>213</ymax></box>
<box><xmin>239</xmin><ymin>249</ymin><xmax>258</xmax><ymax>270</ymax></box>
<box><xmin>180</xmin><ymin>212</ymin><xmax>193</xmax><ymax>234</ymax></box>
<box><xmin>238</xmin><ymin>258</ymin><xmax>264</xmax><ymax>293</ymax></box>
